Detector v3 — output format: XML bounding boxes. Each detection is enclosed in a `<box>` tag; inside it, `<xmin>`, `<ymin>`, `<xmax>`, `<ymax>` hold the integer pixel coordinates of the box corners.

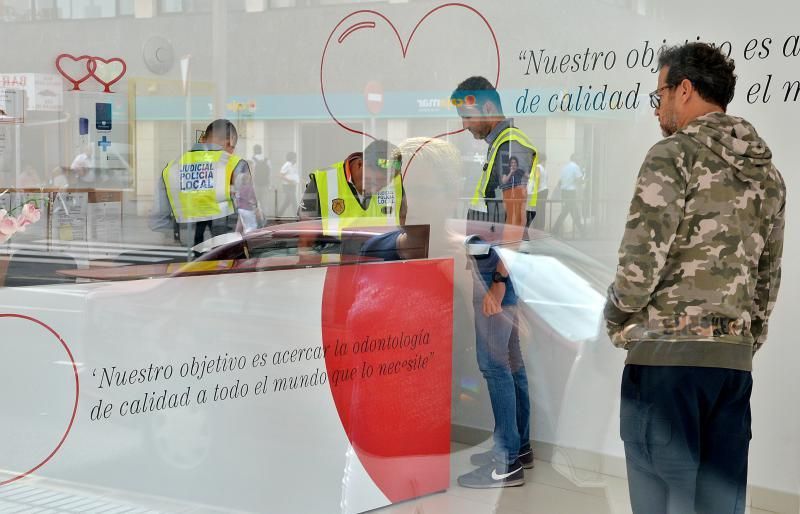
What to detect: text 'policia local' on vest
<box><xmin>312</xmin><ymin>161</ymin><xmax>403</xmax><ymax>236</ymax></box>
<box><xmin>471</xmin><ymin>126</ymin><xmax>540</xmax><ymax>213</ymax></box>
<box><xmin>163</xmin><ymin>150</ymin><xmax>241</xmax><ymax>223</ymax></box>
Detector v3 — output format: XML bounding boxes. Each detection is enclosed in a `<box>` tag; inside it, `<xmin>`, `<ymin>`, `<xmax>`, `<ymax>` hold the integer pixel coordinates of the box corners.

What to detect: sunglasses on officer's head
<box><xmin>376</xmin><ymin>158</ymin><xmax>402</xmax><ymax>171</ymax></box>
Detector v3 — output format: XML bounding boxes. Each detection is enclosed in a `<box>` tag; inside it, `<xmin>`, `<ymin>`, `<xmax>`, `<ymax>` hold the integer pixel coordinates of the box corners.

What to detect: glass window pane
<box><xmin>0</xmin><ymin>0</ymin><xmax>32</xmax><ymax>21</ymax></box>
<box><xmin>117</xmin><ymin>0</ymin><xmax>134</xmax><ymax>16</ymax></box>
<box><xmin>159</xmin><ymin>0</ymin><xmax>181</xmax><ymax>13</ymax></box>
<box><xmin>2</xmin><ymin>2</ymin><xmax>797</xmax><ymax>513</ymax></box>
<box><xmin>185</xmin><ymin>0</ymin><xmax>210</xmax><ymax>11</ymax></box>
<box><xmin>159</xmin><ymin>0</ymin><xmax>210</xmax><ymax>12</ymax></box>
<box><xmin>269</xmin><ymin>0</ymin><xmax>296</xmax><ymax>8</ymax></box>
<box><xmin>227</xmin><ymin>0</ymin><xmax>245</xmax><ymax>11</ymax></box>
<box><xmin>34</xmin><ymin>0</ymin><xmax>69</xmax><ymax>19</ymax></box>
<box><xmin>70</xmin><ymin>0</ymin><xmax>115</xmax><ymax>18</ymax></box>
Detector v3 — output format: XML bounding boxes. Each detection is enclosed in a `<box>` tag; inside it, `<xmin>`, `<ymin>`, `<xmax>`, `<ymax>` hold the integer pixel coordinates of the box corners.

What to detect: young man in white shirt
<box><xmin>551</xmin><ymin>154</ymin><xmax>585</xmax><ymax>237</ymax></box>
<box><xmin>278</xmin><ymin>151</ymin><xmax>299</xmax><ymax>216</ymax></box>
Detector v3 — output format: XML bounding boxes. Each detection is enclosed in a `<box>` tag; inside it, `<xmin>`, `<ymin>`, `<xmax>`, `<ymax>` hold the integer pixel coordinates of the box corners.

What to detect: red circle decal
<box><xmin>0</xmin><ymin>314</ymin><xmax>79</xmax><ymax>486</ymax></box>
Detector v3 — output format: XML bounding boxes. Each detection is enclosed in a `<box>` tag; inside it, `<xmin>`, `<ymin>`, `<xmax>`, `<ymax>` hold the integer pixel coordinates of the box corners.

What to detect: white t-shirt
<box><xmin>71</xmin><ymin>152</ymin><xmax>96</xmax><ymax>183</ymax></box>
<box><xmin>52</xmin><ymin>174</ymin><xmax>69</xmax><ymax>188</ymax></box>
<box><xmin>280</xmin><ymin>161</ymin><xmax>299</xmax><ymax>184</ymax></box>
<box><xmin>559</xmin><ymin>161</ymin><xmax>583</xmax><ymax>191</ymax></box>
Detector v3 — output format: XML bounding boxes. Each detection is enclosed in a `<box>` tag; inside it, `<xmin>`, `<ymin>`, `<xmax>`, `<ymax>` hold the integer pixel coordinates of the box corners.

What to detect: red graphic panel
<box><xmin>322</xmin><ymin>259</ymin><xmax>453</xmax><ymax>503</ymax></box>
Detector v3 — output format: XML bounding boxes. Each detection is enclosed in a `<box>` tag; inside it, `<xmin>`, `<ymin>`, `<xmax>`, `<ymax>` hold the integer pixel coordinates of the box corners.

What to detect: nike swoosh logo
<box><xmin>491</xmin><ymin>467</ymin><xmax>521</xmax><ymax>480</ymax></box>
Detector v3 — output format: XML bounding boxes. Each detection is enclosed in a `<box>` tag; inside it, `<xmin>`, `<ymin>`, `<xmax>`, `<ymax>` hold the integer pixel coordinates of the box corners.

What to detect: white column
<box><xmin>212</xmin><ymin>0</ymin><xmax>228</xmax><ymax>118</ymax></box>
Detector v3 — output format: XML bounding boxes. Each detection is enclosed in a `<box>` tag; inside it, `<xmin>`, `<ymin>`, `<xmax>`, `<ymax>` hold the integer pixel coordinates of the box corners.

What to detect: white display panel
<box><xmin>0</xmin><ymin>258</ymin><xmax>454</xmax><ymax>512</ymax></box>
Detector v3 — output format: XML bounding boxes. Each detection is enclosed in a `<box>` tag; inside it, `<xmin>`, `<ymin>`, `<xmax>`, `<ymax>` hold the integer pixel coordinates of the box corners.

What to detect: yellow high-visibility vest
<box><xmin>313</xmin><ymin>161</ymin><xmax>403</xmax><ymax>236</ymax></box>
<box><xmin>471</xmin><ymin>126</ymin><xmax>539</xmax><ymax>212</ymax></box>
<box><xmin>162</xmin><ymin>150</ymin><xmax>240</xmax><ymax>223</ymax></box>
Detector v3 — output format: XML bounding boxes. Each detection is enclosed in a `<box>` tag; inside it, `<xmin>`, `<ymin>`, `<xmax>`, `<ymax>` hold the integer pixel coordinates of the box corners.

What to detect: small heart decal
<box><xmin>55</xmin><ymin>54</ymin><xmax>96</xmax><ymax>91</ymax></box>
<box><xmin>91</xmin><ymin>57</ymin><xmax>127</xmax><ymax>93</ymax></box>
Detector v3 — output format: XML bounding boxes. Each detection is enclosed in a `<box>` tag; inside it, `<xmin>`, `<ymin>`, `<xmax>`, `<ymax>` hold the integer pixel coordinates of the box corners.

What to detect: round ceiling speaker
<box><xmin>143</xmin><ymin>36</ymin><xmax>175</xmax><ymax>75</ymax></box>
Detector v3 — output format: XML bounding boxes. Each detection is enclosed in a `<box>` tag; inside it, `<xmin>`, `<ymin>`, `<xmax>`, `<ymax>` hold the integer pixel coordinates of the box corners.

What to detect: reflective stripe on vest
<box><xmin>471</xmin><ymin>127</ymin><xmax>539</xmax><ymax>212</ymax></box>
<box><xmin>527</xmin><ymin>164</ymin><xmax>544</xmax><ymax>212</ymax></box>
<box><xmin>163</xmin><ymin>150</ymin><xmax>239</xmax><ymax>223</ymax></box>
<box><xmin>313</xmin><ymin>161</ymin><xmax>403</xmax><ymax>236</ymax></box>
<box><xmin>529</xmin><ymin>163</ymin><xmax>541</xmax><ymax>208</ymax></box>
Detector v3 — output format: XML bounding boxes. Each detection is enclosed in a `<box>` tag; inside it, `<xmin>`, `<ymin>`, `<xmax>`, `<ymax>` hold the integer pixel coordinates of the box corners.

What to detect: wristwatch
<box><xmin>492</xmin><ymin>272</ymin><xmax>509</xmax><ymax>284</ymax></box>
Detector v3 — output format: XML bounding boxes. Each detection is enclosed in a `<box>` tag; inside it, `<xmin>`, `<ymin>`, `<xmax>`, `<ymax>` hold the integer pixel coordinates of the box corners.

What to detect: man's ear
<box><xmin>227</xmin><ymin>139</ymin><xmax>237</xmax><ymax>153</ymax></box>
<box><xmin>482</xmin><ymin>101</ymin><xmax>498</xmax><ymax>116</ymax></box>
<box><xmin>677</xmin><ymin>78</ymin><xmax>694</xmax><ymax>104</ymax></box>
<box><xmin>351</xmin><ymin>157</ymin><xmax>363</xmax><ymax>174</ymax></box>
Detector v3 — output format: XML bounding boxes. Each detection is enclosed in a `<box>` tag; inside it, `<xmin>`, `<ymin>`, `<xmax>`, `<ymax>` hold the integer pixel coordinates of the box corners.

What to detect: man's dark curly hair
<box><xmin>658</xmin><ymin>42</ymin><xmax>737</xmax><ymax>110</ymax></box>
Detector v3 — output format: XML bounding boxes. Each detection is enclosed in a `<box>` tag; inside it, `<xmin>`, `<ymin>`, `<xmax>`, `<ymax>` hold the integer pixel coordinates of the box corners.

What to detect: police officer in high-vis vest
<box><xmin>150</xmin><ymin>119</ymin><xmax>255</xmax><ymax>248</ymax></box>
<box><xmin>298</xmin><ymin>139</ymin><xmax>407</xmax><ymax>237</ymax></box>
<box><xmin>451</xmin><ymin>76</ymin><xmax>537</xmax><ymax>490</ymax></box>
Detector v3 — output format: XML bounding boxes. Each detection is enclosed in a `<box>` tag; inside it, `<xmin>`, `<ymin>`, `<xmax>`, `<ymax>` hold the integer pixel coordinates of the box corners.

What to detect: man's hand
<box><xmin>483</xmin><ymin>281</ymin><xmax>505</xmax><ymax>317</ymax></box>
<box><xmin>606</xmin><ymin>320</ymin><xmax>626</xmax><ymax>348</ymax></box>
<box><xmin>606</xmin><ymin>320</ymin><xmax>642</xmax><ymax>349</ymax></box>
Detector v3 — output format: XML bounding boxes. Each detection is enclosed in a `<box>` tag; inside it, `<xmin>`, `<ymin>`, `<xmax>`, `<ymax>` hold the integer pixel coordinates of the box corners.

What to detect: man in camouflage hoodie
<box><xmin>604</xmin><ymin>43</ymin><xmax>786</xmax><ymax>514</ymax></box>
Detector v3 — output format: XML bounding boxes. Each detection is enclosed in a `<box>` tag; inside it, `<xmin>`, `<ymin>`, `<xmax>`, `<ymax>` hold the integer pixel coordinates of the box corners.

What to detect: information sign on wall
<box><xmin>0</xmin><ymin>89</ymin><xmax>24</xmax><ymax>124</ymax></box>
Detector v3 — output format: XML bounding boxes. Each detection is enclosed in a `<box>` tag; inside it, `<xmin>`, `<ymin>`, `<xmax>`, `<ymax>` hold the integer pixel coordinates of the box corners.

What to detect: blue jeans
<box><xmin>621</xmin><ymin>365</ymin><xmax>752</xmax><ymax>514</ymax></box>
<box><xmin>473</xmin><ymin>287</ymin><xmax>531</xmax><ymax>465</ymax></box>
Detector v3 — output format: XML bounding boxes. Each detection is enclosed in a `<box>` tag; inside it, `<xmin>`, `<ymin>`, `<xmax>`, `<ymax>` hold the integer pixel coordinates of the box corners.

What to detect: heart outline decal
<box><xmin>55</xmin><ymin>54</ymin><xmax>127</xmax><ymax>93</ymax></box>
<box><xmin>319</xmin><ymin>2</ymin><xmax>500</xmax><ymax>149</ymax></box>
<box><xmin>90</xmin><ymin>57</ymin><xmax>128</xmax><ymax>93</ymax></box>
<box><xmin>55</xmin><ymin>54</ymin><xmax>96</xmax><ymax>92</ymax></box>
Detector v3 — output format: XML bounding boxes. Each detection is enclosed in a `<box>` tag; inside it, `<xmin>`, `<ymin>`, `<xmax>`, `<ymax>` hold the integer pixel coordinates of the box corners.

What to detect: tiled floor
<box><xmin>376</xmin><ymin>444</ymin><xmax>781</xmax><ymax>514</ymax></box>
<box><xmin>0</xmin><ymin>445</ymin><xmax>785</xmax><ymax>513</ymax></box>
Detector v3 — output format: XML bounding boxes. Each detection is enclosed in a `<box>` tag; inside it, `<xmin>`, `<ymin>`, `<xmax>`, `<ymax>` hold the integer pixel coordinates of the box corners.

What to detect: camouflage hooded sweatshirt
<box><xmin>604</xmin><ymin>112</ymin><xmax>786</xmax><ymax>371</ymax></box>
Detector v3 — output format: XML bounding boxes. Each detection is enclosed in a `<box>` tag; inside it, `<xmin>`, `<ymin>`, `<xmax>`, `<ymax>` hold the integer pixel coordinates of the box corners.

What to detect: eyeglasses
<box><xmin>649</xmin><ymin>85</ymin><xmax>674</xmax><ymax>109</ymax></box>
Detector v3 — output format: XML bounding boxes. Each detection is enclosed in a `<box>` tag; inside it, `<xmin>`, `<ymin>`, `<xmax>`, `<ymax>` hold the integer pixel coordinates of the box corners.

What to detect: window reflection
<box><xmin>0</xmin><ymin>0</ymin><xmax>32</xmax><ymax>21</ymax></box>
<box><xmin>118</xmin><ymin>0</ymin><xmax>134</xmax><ymax>16</ymax></box>
<box><xmin>1</xmin><ymin>0</ymin><xmax>426</xmax><ymax>20</ymax></box>
<box><xmin>158</xmin><ymin>0</ymin><xmax>182</xmax><ymax>12</ymax></box>
<box><xmin>70</xmin><ymin>0</ymin><xmax>115</xmax><ymax>18</ymax></box>
<box><xmin>33</xmin><ymin>0</ymin><xmax>69</xmax><ymax>19</ymax></box>
<box><xmin>159</xmin><ymin>0</ymin><xmax>211</xmax><ymax>13</ymax></box>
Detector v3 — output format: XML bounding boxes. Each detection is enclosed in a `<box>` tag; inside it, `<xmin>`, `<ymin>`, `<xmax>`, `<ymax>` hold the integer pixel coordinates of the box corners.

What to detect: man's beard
<box><xmin>468</xmin><ymin>123</ymin><xmax>490</xmax><ymax>140</ymax></box>
<box><xmin>660</xmin><ymin>112</ymin><xmax>679</xmax><ymax>137</ymax></box>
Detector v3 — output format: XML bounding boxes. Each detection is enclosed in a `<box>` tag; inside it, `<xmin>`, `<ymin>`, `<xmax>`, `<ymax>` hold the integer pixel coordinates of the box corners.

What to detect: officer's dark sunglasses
<box><xmin>649</xmin><ymin>84</ymin><xmax>675</xmax><ymax>109</ymax></box>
